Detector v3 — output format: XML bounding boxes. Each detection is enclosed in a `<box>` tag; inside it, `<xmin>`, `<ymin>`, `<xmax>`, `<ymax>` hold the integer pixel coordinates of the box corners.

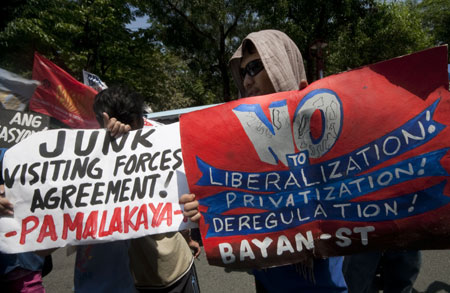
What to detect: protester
<box><xmin>0</xmin><ymin>184</ymin><xmax>47</xmax><ymax>293</ymax></box>
<box><xmin>74</xmin><ymin>86</ymin><xmax>141</xmax><ymax>293</ymax></box>
<box><xmin>227</xmin><ymin>29</ymin><xmax>421</xmax><ymax>292</ymax></box>
<box><xmin>82</xmin><ymin>86</ymin><xmax>201</xmax><ymax>293</ymax></box>
<box><xmin>179</xmin><ymin>29</ymin><xmax>348</xmax><ymax>292</ymax></box>
<box><xmin>180</xmin><ymin>29</ymin><xmax>423</xmax><ymax>293</ymax></box>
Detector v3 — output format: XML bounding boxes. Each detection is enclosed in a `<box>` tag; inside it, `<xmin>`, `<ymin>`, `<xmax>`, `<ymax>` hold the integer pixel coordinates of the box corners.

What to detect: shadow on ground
<box><xmin>413</xmin><ymin>281</ymin><xmax>450</xmax><ymax>293</ymax></box>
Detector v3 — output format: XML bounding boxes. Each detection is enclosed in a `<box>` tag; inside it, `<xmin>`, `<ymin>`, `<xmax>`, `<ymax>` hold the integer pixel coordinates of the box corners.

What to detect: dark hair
<box><xmin>93</xmin><ymin>86</ymin><xmax>144</xmax><ymax>129</ymax></box>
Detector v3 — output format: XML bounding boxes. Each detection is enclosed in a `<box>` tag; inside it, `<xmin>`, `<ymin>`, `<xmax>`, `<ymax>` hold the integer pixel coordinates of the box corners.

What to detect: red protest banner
<box><xmin>180</xmin><ymin>46</ymin><xmax>450</xmax><ymax>269</ymax></box>
<box><xmin>30</xmin><ymin>53</ymin><xmax>99</xmax><ymax>129</ymax></box>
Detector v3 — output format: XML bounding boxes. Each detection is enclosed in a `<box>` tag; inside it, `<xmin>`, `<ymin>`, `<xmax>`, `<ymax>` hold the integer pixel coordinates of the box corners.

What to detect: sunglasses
<box><xmin>240</xmin><ymin>59</ymin><xmax>264</xmax><ymax>79</ymax></box>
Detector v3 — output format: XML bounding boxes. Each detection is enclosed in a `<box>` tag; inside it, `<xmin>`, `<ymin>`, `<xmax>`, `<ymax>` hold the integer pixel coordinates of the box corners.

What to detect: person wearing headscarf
<box><xmin>229</xmin><ymin>29</ymin><xmax>307</xmax><ymax>98</ymax></box>
<box><xmin>227</xmin><ymin>29</ymin><xmax>347</xmax><ymax>293</ymax></box>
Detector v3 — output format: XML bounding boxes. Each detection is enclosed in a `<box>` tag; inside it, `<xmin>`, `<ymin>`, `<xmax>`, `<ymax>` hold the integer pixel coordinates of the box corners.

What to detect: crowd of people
<box><xmin>0</xmin><ymin>29</ymin><xmax>422</xmax><ymax>292</ymax></box>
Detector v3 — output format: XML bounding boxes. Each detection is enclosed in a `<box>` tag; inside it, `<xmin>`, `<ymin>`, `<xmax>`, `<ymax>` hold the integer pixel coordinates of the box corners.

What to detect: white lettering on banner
<box><xmin>206</xmin><ymin>161</ymin><xmax>417</xmax><ymax>194</ymax></box>
<box><xmin>0</xmin><ymin>111</ymin><xmax>48</xmax><ymax>144</ymax></box>
<box><xmin>232</xmin><ymin>102</ymin><xmax>295</xmax><ymax>166</ymax></box>
<box><xmin>9</xmin><ymin>112</ymin><xmax>43</xmax><ymax>128</ymax></box>
<box><xmin>209</xmin><ymin>203</ymin><xmax>397</xmax><ymax>234</ymax></box>
<box><xmin>292</xmin><ymin>92</ymin><xmax>341</xmax><ymax>158</ymax></box>
<box><xmin>233</xmin><ymin>90</ymin><xmax>342</xmax><ymax>166</ymax></box>
<box><xmin>0</xmin><ymin>127</ymin><xmax>36</xmax><ymax>144</ymax></box>
<box><xmin>217</xmin><ymin>226</ymin><xmax>375</xmax><ymax>264</ymax></box>
<box><xmin>335</xmin><ymin>226</ymin><xmax>375</xmax><ymax>247</ymax></box>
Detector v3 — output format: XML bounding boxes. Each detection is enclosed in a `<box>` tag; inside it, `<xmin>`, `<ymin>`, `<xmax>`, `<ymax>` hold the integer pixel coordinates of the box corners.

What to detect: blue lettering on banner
<box><xmin>287</xmin><ymin>98</ymin><xmax>445</xmax><ymax>169</ymax></box>
<box><xmin>200</xmin><ymin>149</ymin><xmax>449</xmax><ymax>214</ymax></box>
<box><xmin>196</xmin><ymin>96</ymin><xmax>449</xmax><ymax>239</ymax></box>
<box><xmin>233</xmin><ymin>100</ymin><xmax>288</xmax><ymax>136</ymax></box>
<box><xmin>203</xmin><ymin>182</ymin><xmax>450</xmax><ymax>237</ymax></box>
<box><xmin>197</xmin><ymin>99</ymin><xmax>445</xmax><ymax>192</ymax></box>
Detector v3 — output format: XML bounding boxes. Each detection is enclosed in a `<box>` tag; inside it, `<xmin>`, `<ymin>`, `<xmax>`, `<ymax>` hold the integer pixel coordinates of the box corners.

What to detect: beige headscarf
<box><xmin>229</xmin><ymin>29</ymin><xmax>307</xmax><ymax>97</ymax></box>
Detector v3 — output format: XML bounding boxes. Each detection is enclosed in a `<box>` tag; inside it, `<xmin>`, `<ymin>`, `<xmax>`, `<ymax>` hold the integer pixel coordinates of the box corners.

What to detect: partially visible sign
<box><xmin>0</xmin><ymin>123</ymin><xmax>195</xmax><ymax>253</ymax></box>
<box><xmin>30</xmin><ymin>53</ymin><xmax>99</xmax><ymax>129</ymax></box>
<box><xmin>180</xmin><ymin>46</ymin><xmax>450</xmax><ymax>268</ymax></box>
<box><xmin>0</xmin><ymin>109</ymin><xmax>50</xmax><ymax>149</ymax></box>
<box><xmin>82</xmin><ymin>70</ymin><xmax>108</xmax><ymax>92</ymax></box>
<box><xmin>0</xmin><ymin>109</ymin><xmax>49</xmax><ymax>182</ymax></box>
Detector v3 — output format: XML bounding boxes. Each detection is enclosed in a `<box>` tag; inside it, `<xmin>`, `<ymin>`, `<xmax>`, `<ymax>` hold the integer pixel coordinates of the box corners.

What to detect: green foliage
<box><xmin>0</xmin><ymin>0</ymin><xmax>136</xmax><ymax>76</ymax></box>
<box><xmin>0</xmin><ymin>0</ymin><xmax>444</xmax><ymax>111</ymax></box>
<box><xmin>252</xmin><ymin>0</ymin><xmax>376</xmax><ymax>81</ymax></box>
<box><xmin>111</xmin><ymin>43</ymin><xmax>216</xmax><ymax>111</ymax></box>
<box><xmin>419</xmin><ymin>0</ymin><xmax>450</xmax><ymax>59</ymax></box>
<box><xmin>326</xmin><ymin>1</ymin><xmax>434</xmax><ymax>75</ymax></box>
<box><xmin>0</xmin><ymin>0</ymin><xmax>209</xmax><ymax>111</ymax></box>
<box><xmin>132</xmin><ymin>0</ymin><xmax>260</xmax><ymax>102</ymax></box>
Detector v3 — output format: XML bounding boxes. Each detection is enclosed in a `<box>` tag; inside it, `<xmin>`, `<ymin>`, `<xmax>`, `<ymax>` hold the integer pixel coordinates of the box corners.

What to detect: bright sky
<box><xmin>126</xmin><ymin>15</ymin><xmax>150</xmax><ymax>31</ymax></box>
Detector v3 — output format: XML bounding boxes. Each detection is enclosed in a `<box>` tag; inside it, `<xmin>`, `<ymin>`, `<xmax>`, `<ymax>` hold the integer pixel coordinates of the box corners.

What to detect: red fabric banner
<box><xmin>180</xmin><ymin>46</ymin><xmax>450</xmax><ymax>268</ymax></box>
<box><xmin>30</xmin><ymin>53</ymin><xmax>99</xmax><ymax>129</ymax></box>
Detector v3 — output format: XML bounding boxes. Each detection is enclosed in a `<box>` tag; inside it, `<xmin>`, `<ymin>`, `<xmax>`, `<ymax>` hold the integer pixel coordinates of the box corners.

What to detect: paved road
<box><xmin>43</xmin><ymin>248</ymin><xmax>450</xmax><ymax>293</ymax></box>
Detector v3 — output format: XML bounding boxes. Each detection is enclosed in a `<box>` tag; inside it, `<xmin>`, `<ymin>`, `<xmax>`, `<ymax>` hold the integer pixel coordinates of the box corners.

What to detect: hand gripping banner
<box><xmin>180</xmin><ymin>46</ymin><xmax>450</xmax><ymax>268</ymax></box>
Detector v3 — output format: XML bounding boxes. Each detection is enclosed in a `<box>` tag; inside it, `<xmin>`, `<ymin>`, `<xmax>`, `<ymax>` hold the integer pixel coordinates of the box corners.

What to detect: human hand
<box><xmin>188</xmin><ymin>238</ymin><xmax>201</xmax><ymax>258</ymax></box>
<box><xmin>179</xmin><ymin>193</ymin><xmax>201</xmax><ymax>223</ymax></box>
<box><xmin>181</xmin><ymin>229</ymin><xmax>201</xmax><ymax>258</ymax></box>
<box><xmin>0</xmin><ymin>185</ymin><xmax>13</xmax><ymax>216</ymax></box>
<box><xmin>102</xmin><ymin>112</ymin><xmax>131</xmax><ymax>138</ymax></box>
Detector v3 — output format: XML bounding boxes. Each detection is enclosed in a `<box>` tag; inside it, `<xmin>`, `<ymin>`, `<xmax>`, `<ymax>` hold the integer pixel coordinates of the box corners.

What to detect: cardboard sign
<box><xmin>0</xmin><ymin>109</ymin><xmax>50</xmax><ymax>149</ymax></box>
<box><xmin>180</xmin><ymin>46</ymin><xmax>450</xmax><ymax>268</ymax></box>
<box><xmin>0</xmin><ymin>123</ymin><xmax>195</xmax><ymax>253</ymax></box>
<box><xmin>0</xmin><ymin>109</ymin><xmax>50</xmax><ymax>182</ymax></box>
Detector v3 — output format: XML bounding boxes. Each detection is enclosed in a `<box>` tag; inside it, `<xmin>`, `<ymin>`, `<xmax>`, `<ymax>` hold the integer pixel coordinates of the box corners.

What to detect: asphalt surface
<box><xmin>42</xmin><ymin>248</ymin><xmax>450</xmax><ymax>293</ymax></box>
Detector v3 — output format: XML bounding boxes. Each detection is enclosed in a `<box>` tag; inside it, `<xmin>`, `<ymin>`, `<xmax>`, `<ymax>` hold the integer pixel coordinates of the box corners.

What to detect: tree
<box><xmin>133</xmin><ymin>0</ymin><xmax>260</xmax><ymax>102</ymax></box>
<box><xmin>111</xmin><ymin>37</ymin><xmax>216</xmax><ymax>111</ymax></box>
<box><xmin>419</xmin><ymin>0</ymin><xmax>450</xmax><ymax>60</ymax></box>
<box><xmin>0</xmin><ymin>0</ymin><xmax>135</xmax><ymax>77</ymax></box>
<box><xmin>0</xmin><ymin>0</ymin><xmax>208</xmax><ymax>111</ymax></box>
<box><xmin>0</xmin><ymin>0</ymin><xmax>439</xmax><ymax>109</ymax></box>
<box><xmin>326</xmin><ymin>1</ymin><xmax>434</xmax><ymax>75</ymax></box>
<box><xmin>252</xmin><ymin>0</ymin><xmax>376</xmax><ymax>81</ymax></box>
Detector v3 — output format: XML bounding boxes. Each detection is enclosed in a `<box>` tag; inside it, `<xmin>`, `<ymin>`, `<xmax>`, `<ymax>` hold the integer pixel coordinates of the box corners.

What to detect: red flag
<box><xmin>30</xmin><ymin>52</ymin><xmax>99</xmax><ymax>129</ymax></box>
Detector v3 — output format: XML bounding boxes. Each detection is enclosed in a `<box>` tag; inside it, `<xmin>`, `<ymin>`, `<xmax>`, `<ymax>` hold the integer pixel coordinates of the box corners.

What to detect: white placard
<box><xmin>0</xmin><ymin>122</ymin><xmax>195</xmax><ymax>253</ymax></box>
